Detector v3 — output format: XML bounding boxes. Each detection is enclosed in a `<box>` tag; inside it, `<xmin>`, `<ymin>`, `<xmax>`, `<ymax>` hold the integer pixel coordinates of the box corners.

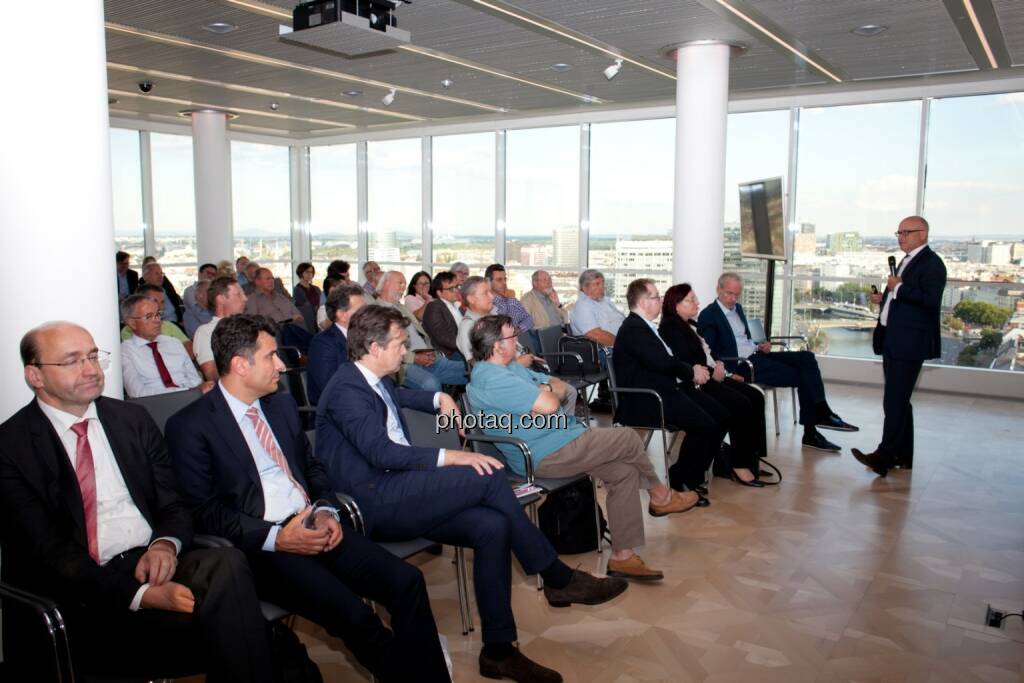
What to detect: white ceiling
<box><xmin>103</xmin><ymin>0</ymin><xmax>1024</xmax><ymax>137</ymax></box>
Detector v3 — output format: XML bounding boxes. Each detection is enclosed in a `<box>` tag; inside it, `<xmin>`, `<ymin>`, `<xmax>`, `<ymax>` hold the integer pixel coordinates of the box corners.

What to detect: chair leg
<box><xmin>581</xmin><ymin>388</ymin><xmax>592</xmax><ymax>427</ymax></box>
<box><xmin>454</xmin><ymin>546</ymin><xmax>474</xmax><ymax>634</ymax></box>
<box><xmin>772</xmin><ymin>389</ymin><xmax>780</xmax><ymax>436</ymax></box>
<box><xmin>791</xmin><ymin>387</ymin><xmax>798</xmax><ymax>424</ymax></box>
<box><xmin>591</xmin><ymin>477</ymin><xmax>602</xmax><ymax>554</ymax></box>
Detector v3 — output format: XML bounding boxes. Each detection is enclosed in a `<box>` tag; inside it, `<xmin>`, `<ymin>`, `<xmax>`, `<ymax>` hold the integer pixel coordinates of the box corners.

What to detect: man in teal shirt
<box><xmin>467</xmin><ymin>315</ymin><xmax>700</xmax><ymax>581</ymax></box>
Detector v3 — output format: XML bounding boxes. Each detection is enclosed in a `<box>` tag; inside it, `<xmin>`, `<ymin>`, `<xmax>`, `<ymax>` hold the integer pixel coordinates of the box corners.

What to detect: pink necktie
<box><xmin>70</xmin><ymin>421</ymin><xmax>100</xmax><ymax>563</ymax></box>
<box><xmin>245</xmin><ymin>407</ymin><xmax>309</xmax><ymax>504</ymax></box>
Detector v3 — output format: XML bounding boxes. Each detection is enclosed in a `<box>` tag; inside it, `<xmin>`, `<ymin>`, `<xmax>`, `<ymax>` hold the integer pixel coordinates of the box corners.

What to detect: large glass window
<box><xmin>589</xmin><ymin>119</ymin><xmax>674</xmax><ymax>304</ymax></box>
<box><xmin>506</xmin><ymin>126</ymin><xmax>579</xmax><ymax>302</ymax></box>
<box><xmin>150</xmin><ymin>132</ymin><xmax>197</xmax><ymax>292</ymax></box>
<box><xmin>925</xmin><ymin>93</ymin><xmax>1024</xmax><ymax>371</ymax></box>
<box><xmin>310</xmin><ymin>143</ymin><xmax>358</xmax><ymax>288</ymax></box>
<box><xmin>110</xmin><ymin>128</ymin><xmax>145</xmax><ymax>265</ymax></box>
<box><xmin>432</xmin><ymin>133</ymin><xmax>495</xmax><ymax>272</ymax></box>
<box><xmin>368</xmin><ymin>139</ymin><xmax>421</xmax><ymax>268</ymax></box>
<box><xmin>791</xmin><ymin>101</ymin><xmax>922</xmax><ymax>359</ymax></box>
<box><xmin>232</xmin><ymin>141</ymin><xmax>293</xmax><ymax>289</ymax></box>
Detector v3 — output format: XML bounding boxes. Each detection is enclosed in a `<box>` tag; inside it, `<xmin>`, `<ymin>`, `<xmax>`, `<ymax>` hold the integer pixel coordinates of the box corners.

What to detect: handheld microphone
<box><xmin>888</xmin><ymin>255</ymin><xmax>897</xmax><ymax>277</ymax></box>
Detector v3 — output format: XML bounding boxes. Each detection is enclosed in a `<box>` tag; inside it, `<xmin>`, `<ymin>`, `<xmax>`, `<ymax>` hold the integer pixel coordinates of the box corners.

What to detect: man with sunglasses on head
<box><xmin>0</xmin><ymin>322</ymin><xmax>274</xmax><ymax>681</ymax></box>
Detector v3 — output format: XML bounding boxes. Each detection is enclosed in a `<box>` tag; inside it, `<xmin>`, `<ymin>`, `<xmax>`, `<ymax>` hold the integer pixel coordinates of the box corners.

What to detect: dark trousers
<box><xmin>664</xmin><ymin>388</ymin><xmax>727</xmax><ymax>490</ymax></box>
<box><xmin>36</xmin><ymin>548</ymin><xmax>274</xmax><ymax>682</ymax></box>
<box><xmin>360</xmin><ymin>467</ymin><xmax>559</xmax><ymax>644</ymax></box>
<box><xmin>877</xmin><ymin>354</ymin><xmax>923</xmax><ymax>468</ymax></box>
<box><xmin>747</xmin><ymin>351</ymin><xmax>826</xmax><ymax>426</ymax></box>
<box><xmin>248</xmin><ymin>527</ymin><xmax>449</xmax><ymax>683</ymax></box>
<box><xmin>701</xmin><ymin>379</ymin><xmax>767</xmax><ymax>472</ymax></box>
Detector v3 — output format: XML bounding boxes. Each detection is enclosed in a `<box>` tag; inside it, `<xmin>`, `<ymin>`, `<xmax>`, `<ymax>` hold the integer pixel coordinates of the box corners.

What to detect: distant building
<box><xmin>552</xmin><ymin>225</ymin><xmax>579</xmax><ymax>270</ymax></box>
<box><xmin>827</xmin><ymin>231</ymin><xmax>862</xmax><ymax>255</ymax></box>
<box><xmin>519</xmin><ymin>245</ymin><xmax>548</xmax><ymax>266</ymax></box>
<box><xmin>369</xmin><ymin>230</ymin><xmax>400</xmax><ymax>262</ymax></box>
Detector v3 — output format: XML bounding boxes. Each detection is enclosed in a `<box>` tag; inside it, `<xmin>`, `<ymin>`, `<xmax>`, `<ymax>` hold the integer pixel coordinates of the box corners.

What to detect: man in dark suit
<box><xmin>167</xmin><ymin>314</ymin><xmax>450</xmax><ymax>682</ymax></box>
<box><xmin>317</xmin><ymin>305</ymin><xmax>627</xmax><ymax>683</ymax></box>
<box><xmin>853</xmin><ymin>216</ymin><xmax>947</xmax><ymax>477</ymax></box>
<box><xmin>116</xmin><ymin>250</ymin><xmax>139</xmax><ymax>299</ymax></box>
<box><xmin>307</xmin><ymin>282</ymin><xmax>366</xmax><ymax>404</ymax></box>
<box><xmin>697</xmin><ymin>272</ymin><xmax>858</xmax><ymax>452</ymax></box>
<box><xmin>0</xmin><ymin>322</ymin><xmax>273</xmax><ymax>681</ymax></box>
<box><xmin>422</xmin><ymin>271</ymin><xmax>464</xmax><ymax>360</ymax></box>
<box><xmin>142</xmin><ymin>261</ymin><xmax>186</xmax><ymax>324</ymax></box>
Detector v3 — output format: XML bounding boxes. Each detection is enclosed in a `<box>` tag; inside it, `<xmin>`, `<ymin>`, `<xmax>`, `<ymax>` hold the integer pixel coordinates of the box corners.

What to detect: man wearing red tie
<box><xmin>120</xmin><ymin>293</ymin><xmax>212</xmax><ymax>397</ymax></box>
<box><xmin>0</xmin><ymin>322</ymin><xmax>274</xmax><ymax>681</ymax></box>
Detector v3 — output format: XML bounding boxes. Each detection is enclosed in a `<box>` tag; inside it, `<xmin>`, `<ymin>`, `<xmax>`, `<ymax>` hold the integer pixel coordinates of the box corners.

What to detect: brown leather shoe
<box><xmin>479</xmin><ymin>646</ymin><xmax>562</xmax><ymax>683</ymax></box>
<box><xmin>851</xmin><ymin>448</ymin><xmax>888</xmax><ymax>477</ymax></box>
<box><xmin>649</xmin><ymin>489</ymin><xmax>700</xmax><ymax>517</ymax></box>
<box><xmin>543</xmin><ymin>569</ymin><xmax>628</xmax><ymax>608</ymax></box>
<box><xmin>606</xmin><ymin>554</ymin><xmax>664</xmax><ymax>581</ymax></box>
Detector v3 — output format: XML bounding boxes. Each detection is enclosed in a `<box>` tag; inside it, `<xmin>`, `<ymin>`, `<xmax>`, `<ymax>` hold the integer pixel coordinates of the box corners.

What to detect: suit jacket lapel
<box><xmin>208</xmin><ymin>388</ymin><xmax>263</xmax><ymax>491</ymax></box>
<box><xmin>95</xmin><ymin>397</ymin><xmax>154</xmax><ymax>525</ymax></box>
<box><xmin>26</xmin><ymin>402</ymin><xmax>88</xmax><ymax>547</ymax></box>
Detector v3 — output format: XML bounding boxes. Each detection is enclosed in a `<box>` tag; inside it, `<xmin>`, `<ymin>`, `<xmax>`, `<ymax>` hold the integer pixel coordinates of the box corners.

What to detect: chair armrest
<box><xmin>297</xmin><ymin>406</ymin><xmax>317</xmax><ymax>414</ymax></box>
<box><xmin>536</xmin><ymin>351</ymin><xmax>585</xmax><ymax>378</ymax></box>
<box><xmin>335</xmin><ymin>492</ymin><xmax>366</xmax><ymax>536</ymax></box>
<box><xmin>767</xmin><ymin>334</ymin><xmax>806</xmax><ymax>351</ymax></box>
<box><xmin>193</xmin><ymin>534</ymin><xmax>234</xmax><ymax>548</ymax></box>
<box><xmin>0</xmin><ymin>580</ymin><xmax>73</xmax><ymax>679</ymax></box>
<box><xmin>608</xmin><ymin>387</ymin><xmax>666</xmax><ymax>431</ymax></box>
<box><xmin>720</xmin><ymin>357</ymin><xmax>754</xmax><ymax>383</ymax></box>
<box><xmin>464</xmin><ymin>432</ymin><xmax>536</xmax><ymax>484</ymax></box>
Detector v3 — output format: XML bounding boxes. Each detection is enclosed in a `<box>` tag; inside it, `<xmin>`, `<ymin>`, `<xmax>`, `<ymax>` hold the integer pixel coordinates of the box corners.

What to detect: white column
<box><xmin>0</xmin><ymin>0</ymin><xmax>123</xmax><ymax>419</ymax></box>
<box><xmin>190</xmin><ymin>110</ymin><xmax>234</xmax><ymax>265</ymax></box>
<box><xmin>670</xmin><ymin>41</ymin><xmax>733</xmax><ymax>307</ymax></box>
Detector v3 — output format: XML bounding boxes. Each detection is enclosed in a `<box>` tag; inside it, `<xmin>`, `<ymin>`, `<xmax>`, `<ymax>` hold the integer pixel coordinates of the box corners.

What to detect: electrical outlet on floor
<box><xmin>986</xmin><ymin>604</ymin><xmax>1006</xmax><ymax>629</ymax></box>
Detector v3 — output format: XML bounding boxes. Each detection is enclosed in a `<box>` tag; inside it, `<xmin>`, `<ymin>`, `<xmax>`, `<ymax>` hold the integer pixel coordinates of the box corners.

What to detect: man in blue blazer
<box><xmin>853</xmin><ymin>216</ymin><xmax>947</xmax><ymax>477</ymax></box>
<box><xmin>697</xmin><ymin>272</ymin><xmax>858</xmax><ymax>452</ymax></box>
<box><xmin>306</xmin><ymin>282</ymin><xmax>366</xmax><ymax>405</ymax></box>
<box><xmin>167</xmin><ymin>314</ymin><xmax>450</xmax><ymax>682</ymax></box>
<box><xmin>316</xmin><ymin>304</ymin><xmax>628</xmax><ymax>683</ymax></box>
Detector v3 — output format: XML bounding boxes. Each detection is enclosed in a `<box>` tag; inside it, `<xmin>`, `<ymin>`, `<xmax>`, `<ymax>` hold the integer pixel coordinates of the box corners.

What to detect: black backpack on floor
<box><xmin>538</xmin><ymin>478</ymin><xmax>610</xmax><ymax>555</ymax></box>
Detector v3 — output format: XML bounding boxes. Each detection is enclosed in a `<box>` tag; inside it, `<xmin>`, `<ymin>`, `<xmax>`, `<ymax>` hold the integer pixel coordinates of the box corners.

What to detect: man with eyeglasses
<box><xmin>362</xmin><ymin>261</ymin><xmax>383</xmax><ymax>297</ymax></box>
<box><xmin>698</xmin><ymin>272</ymin><xmax>859</xmax><ymax>453</ymax></box>
<box><xmin>0</xmin><ymin>322</ymin><xmax>275</xmax><ymax>681</ymax></box>
<box><xmin>853</xmin><ymin>215</ymin><xmax>946</xmax><ymax>477</ymax></box>
<box><xmin>422</xmin><ymin>271</ymin><xmax>465</xmax><ymax>360</ymax></box>
<box><xmin>120</xmin><ymin>294</ymin><xmax>211</xmax><ymax>398</ymax></box>
<box><xmin>121</xmin><ymin>283</ymin><xmax>194</xmax><ymax>357</ymax></box>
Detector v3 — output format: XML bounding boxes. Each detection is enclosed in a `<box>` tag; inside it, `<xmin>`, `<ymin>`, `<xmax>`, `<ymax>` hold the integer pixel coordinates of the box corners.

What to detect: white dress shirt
<box><xmin>569</xmin><ymin>295</ymin><xmax>626</xmax><ymax>340</ymax></box>
<box><xmin>353</xmin><ymin>362</ymin><xmax>445</xmax><ymax>466</ymax></box>
<box><xmin>37</xmin><ymin>399</ymin><xmax>181</xmax><ymax>610</ymax></box>
<box><xmin>880</xmin><ymin>244</ymin><xmax>927</xmax><ymax>327</ymax></box>
<box><xmin>193</xmin><ymin>316</ymin><xmax>222</xmax><ymax>366</ymax></box>
<box><xmin>717</xmin><ymin>300</ymin><xmax>758</xmax><ymax>359</ymax></box>
<box><xmin>443</xmin><ymin>298</ymin><xmax>463</xmax><ymax>326</ymax></box>
<box><xmin>121</xmin><ymin>334</ymin><xmax>203</xmax><ymax>398</ymax></box>
<box><xmin>218</xmin><ymin>384</ymin><xmax>306</xmax><ymax>551</ymax></box>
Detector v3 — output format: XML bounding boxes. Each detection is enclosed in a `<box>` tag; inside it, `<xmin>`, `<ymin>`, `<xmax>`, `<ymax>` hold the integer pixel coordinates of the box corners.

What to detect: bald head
<box><xmin>897</xmin><ymin>215</ymin><xmax>930</xmax><ymax>254</ymax></box>
<box><xmin>21</xmin><ymin>322</ymin><xmax>106</xmax><ymax>416</ymax></box>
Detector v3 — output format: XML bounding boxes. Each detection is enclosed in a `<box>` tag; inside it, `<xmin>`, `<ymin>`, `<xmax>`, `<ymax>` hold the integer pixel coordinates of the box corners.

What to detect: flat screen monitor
<box><xmin>738</xmin><ymin>176</ymin><xmax>786</xmax><ymax>261</ymax></box>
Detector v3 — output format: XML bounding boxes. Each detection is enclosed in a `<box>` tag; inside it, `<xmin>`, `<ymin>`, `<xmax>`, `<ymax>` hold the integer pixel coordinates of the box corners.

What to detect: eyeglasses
<box><xmin>894</xmin><ymin>229</ymin><xmax>925</xmax><ymax>237</ymax></box>
<box><xmin>646</xmin><ymin>294</ymin><xmax>662</xmax><ymax>300</ymax></box>
<box><xmin>32</xmin><ymin>350</ymin><xmax>111</xmax><ymax>371</ymax></box>
<box><xmin>440</xmin><ymin>286</ymin><xmax>459</xmax><ymax>292</ymax></box>
<box><xmin>128</xmin><ymin>312</ymin><xmax>162</xmax><ymax>322</ymax></box>
<box><xmin>500</xmin><ymin>334</ymin><xmax>519</xmax><ymax>342</ymax></box>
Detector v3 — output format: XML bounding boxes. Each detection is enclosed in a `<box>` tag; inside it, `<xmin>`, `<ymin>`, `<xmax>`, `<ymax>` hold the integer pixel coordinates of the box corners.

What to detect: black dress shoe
<box><xmin>480</xmin><ymin>646</ymin><xmax>563</xmax><ymax>683</ymax></box>
<box><xmin>896</xmin><ymin>455</ymin><xmax>913</xmax><ymax>469</ymax></box>
<box><xmin>817</xmin><ymin>414</ymin><xmax>859</xmax><ymax>432</ymax></box>
<box><xmin>543</xmin><ymin>570</ymin><xmax>627</xmax><ymax>608</ymax></box>
<box><xmin>730</xmin><ymin>472</ymin><xmax>766</xmax><ymax>488</ymax></box>
<box><xmin>802</xmin><ymin>431</ymin><xmax>841</xmax><ymax>452</ymax></box>
<box><xmin>851</xmin><ymin>448</ymin><xmax>888</xmax><ymax>477</ymax></box>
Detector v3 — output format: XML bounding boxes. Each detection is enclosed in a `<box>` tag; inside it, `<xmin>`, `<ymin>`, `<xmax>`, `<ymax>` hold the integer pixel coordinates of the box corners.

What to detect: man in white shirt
<box><xmin>0</xmin><ymin>322</ymin><xmax>273</xmax><ymax>680</ymax></box>
<box><xmin>194</xmin><ymin>276</ymin><xmax>248</xmax><ymax>381</ymax></box>
<box><xmin>120</xmin><ymin>294</ymin><xmax>209</xmax><ymax>398</ymax></box>
<box><xmin>568</xmin><ymin>268</ymin><xmax>623</xmax><ymax>411</ymax></box>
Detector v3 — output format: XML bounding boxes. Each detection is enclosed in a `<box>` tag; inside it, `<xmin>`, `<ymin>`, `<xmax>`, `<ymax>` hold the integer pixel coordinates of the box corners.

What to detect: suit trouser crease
<box><xmin>878</xmin><ymin>354</ymin><xmax>922</xmax><ymax>467</ymax></box>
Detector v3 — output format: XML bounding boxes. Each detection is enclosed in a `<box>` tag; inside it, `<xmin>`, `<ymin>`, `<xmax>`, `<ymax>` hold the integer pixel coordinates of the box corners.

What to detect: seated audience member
<box><xmin>568</xmin><ymin>269</ymin><xmax>622</xmax><ymax>410</ymax></box>
<box><xmin>0</xmin><ymin>322</ymin><xmax>273</xmax><ymax>681</ymax></box>
<box><xmin>405</xmin><ymin>270</ymin><xmax>434</xmax><ymax>320</ymax></box>
<box><xmin>240</xmin><ymin>261</ymin><xmax>260</xmax><ymax>294</ymax></box>
<box><xmin>326</xmin><ymin>259</ymin><xmax>351</xmax><ymax>283</ymax></box>
<box><xmin>456</xmin><ymin>276</ymin><xmax>497</xmax><ymax>360</ymax></box>
<box><xmin>697</xmin><ymin>272</ymin><xmax>858</xmax><ymax>452</ymax></box>
<box><xmin>422</xmin><ymin>271</ymin><xmax>463</xmax><ymax>359</ymax></box>
<box><xmin>293</xmin><ymin>262</ymin><xmax>322</xmax><ymax>311</ymax></box>
<box><xmin>376</xmin><ymin>271</ymin><xmax>468</xmax><ymax>392</ymax></box>
<box><xmin>613</xmin><ymin>280</ymin><xmax>724</xmax><ymax>496</ymax></box>
<box><xmin>659</xmin><ymin>283</ymin><xmax>768</xmax><ymax>486</ymax></box>
<box><xmin>486</xmin><ymin>264</ymin><xmax>534</xmax><ymax>332</ymax></box>
<box><xmin>234</xmin><ymin>256</ymin><xmax>250</xmax><ymax>286</ymax></box>
<box><xmin>120</xmin><ymin>294</ymin><xmax>209</xmax><ymax>398</ymax></box>
<box><xmin>141</xmin><ymin>261</ymin><xmax>185</xmax><ymax>324</ymax></box>
<box><xmin>521</xmin><ymin>270</ymin><xmax>568</xmax><ymax>329</ymax></box>
<box><xmin>362</xmin><ymin>260</ymin><xmax>382</xmax><ymax>297</ymax></box>
<box><xmin>244</xmin><ymin>267</ymin><xmax>313</xmax><ymax>354</ymax></box>
<box><xmin>316</xmin><ymin>305</ymin><xmax>627</xmax><ymax>682</ymax></box>
<box><xmin>167</xmin><ymin>315</ymin><xmax>450</xmax><ymax>682</ymax></box>
<box><xmin>216</xmin><ymin>259</ymin><xmax>235</xmax><ymax>278</ymax></box>
<box><xmin>307</xmin><ymin>282</ymin><xmax>366</xmax><ymax>405</ymax></box>
<box><xmin>183</xmin><ymin>262</ymin><xmax>217</xmax><ymax>320</ymax></box>
<box><xmin>450</xmin><ymin>261</ymin><xmax>470</xmax><ymax>288</ymax></box>
<box><xmin>468</xmin><ymin>315</ymin><xmax>698</xmax><ymax>580</ymax></box>
<box><xmin>317</xmin><ymin>276</ymin><xmax>339</xmax><ymax>330</ymax></box>
<box><xmin>183</xmin><ymin>279</ymin><xmax>213</xmax><ymax>338</ymax></box>
<box><xmin>122</xmin><ymin>284</ymin><xmax>193</xmax><ymax>355</ymax></box>
<box><xmin>194</xmin><ymin>276</ymin><xmax>248</xmax><ymax>381</ymax></box>
<box><xmin>116</xmin><ymin>250</ymin><xmax>139</xmax><ymax>299</ymax></box>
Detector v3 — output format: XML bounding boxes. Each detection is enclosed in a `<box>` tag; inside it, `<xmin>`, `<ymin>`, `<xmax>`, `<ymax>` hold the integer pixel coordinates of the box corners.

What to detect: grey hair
<box><xmin>578</xmin><ymin>269</ymin><xmax>604</xmax><ymax>290</ymax></box>
<box><xmin>531</xmin><ymin>270</ymin><xmax>549</xmax><ymax>284</ymax></box>
<box><xmin>461</xmin><ymin>275</ymin><xmax>488</xmax><ymax>300</ymax></box>
<box><xmin>717</xmin><ymin>272</ymin><xmax>742</xmax><ymax>289</ymax></box>
<box><xmin>119</xmin><ymin>293</ymin><xmax>151</xmax><ymax>321</ymax></box>
<box><xmin>450</xmin><ymin>261</ymin><xmax>469</xmax><ymax>275</ymax></box>
<box><xmin>142</xmin><ymin>261</ymin><xmax>162</xmax><ymax>276</ymax></box>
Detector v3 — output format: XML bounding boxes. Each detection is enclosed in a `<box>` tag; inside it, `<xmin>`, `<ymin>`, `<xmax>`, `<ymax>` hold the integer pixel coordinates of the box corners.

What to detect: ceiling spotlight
<box><xmin>603</xmin><ymin>58</ymin><xmax>623</xmax><ymax>81</ymax></box>
<box><xmin>269</xmin><ymin>101</ymin><xmax>280</xmax><ymax>110</ymax></box>
<box><xmin>202</xmin><ymin>21</ymin><xmax>238</xmax><ymax>34</ymax></box>
<box><xmin>108</xmin><ymin>97</ymin><xmax>119</xmax><ymax>105</ymax></box>
<box><xmin>441</xmin><ymin>78</ymin><xmax>454</xmax><ymax>89</ymax></box>
<box><xmin>382</xmin><ymin>88</ymin><xmax>397</xmax><ymax>106</ymax></box>
<box><xmin>851</xmin><ymin>24</ymin><xmax>888</xmax><ymax>37</ymax></box>
<box><xmin>550</xmin><ymin>63</ymin><xmax>573</xmax><ymax>73</ymax></box>
<box><xmin>342</xmin><ymin>89</ymin><xmax>363</xmax><ymax>97</ymax></box>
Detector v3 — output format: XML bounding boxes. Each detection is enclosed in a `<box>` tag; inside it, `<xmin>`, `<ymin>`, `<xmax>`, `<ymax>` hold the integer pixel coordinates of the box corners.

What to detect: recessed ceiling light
<box><xmin>382</xmin><ymin>88</ymin><xmax>396</xmax><ymax>106</ymax></box>
<box><xmin>441</xmin><ymin>78</ymin><xmax>454</xmax><ymax>89</ymax></box>
<box><xmin>851</xmin><ymin>24</ymin><xmax>888</xmax><ymax>37</ymax></box>
<box><xmin>108</xmin><ymin>97</ymin><xmax>119</xmax><ymax>105</ymax></box>
<box><xmin>269</xmin><ymin>101</ymin><xmax>280</xmax><ymax>110</ymax></box>
<box><xmin>342</xmin><ymin>89</ymin><xmax>363</xmax><ymax>97</ymax></box>
<box><xmin>202</xmin><ymin>21</ymin><xmax>239</xmax><ymax>34</ymax></box>
<box><xmin>550</xmin><ymin>63</ymin><xmax>573</xmax><ymax>72</ymax></box>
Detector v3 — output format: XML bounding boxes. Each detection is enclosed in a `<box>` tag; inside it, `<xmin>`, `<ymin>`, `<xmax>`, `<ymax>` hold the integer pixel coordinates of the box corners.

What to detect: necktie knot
<box><xmin>71</xmin><ymin>420</ymin><xmax>89</xmax><ymax>438</ymax></box>
<box><xmin>147</xmin><ymin>341</ymin><xmax>158</xmax><ymax>350</ymax></box>
<box><xmin>245</xmin><ymin>406</ymin><xmax>260</xmax><ymax>425</ymax></box>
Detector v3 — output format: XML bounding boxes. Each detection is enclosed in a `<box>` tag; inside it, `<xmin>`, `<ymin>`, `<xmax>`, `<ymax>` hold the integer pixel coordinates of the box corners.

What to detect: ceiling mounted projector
<box><xmin>281</xmin><ymin>0</ymin><xmax>411</xmax><ymax>57</ymax></box>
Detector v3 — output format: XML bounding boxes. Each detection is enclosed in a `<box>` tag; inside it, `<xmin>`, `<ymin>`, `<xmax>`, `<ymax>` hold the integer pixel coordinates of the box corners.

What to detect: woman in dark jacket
<box><xmin>660</xmin><ymin>283</ymin><xmax>768</xmax><ymax>487</ymax></box>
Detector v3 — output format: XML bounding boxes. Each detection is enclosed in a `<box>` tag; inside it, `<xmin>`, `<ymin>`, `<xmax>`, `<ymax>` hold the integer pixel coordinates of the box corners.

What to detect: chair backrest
<box><xmin>401</xmin><ymin>407</ymin><xmax>461</xmax><ymax>450</ymax></box>
<box><xmin>748</xmin><ymin>318</ymin><xmax>768</xmax><ymax>344</ymax></box>
<box><xmin>605</xmin><ymin>356</ymin><xmax>620</xmax><ymax>412</ymax></box>
<box><xmin>518</xmin><ymin>329</ymin><xmax>540</xmax><ymax>354</ymax></box>
<box><xmin>277</xmin><ymin>367</ymin><xmax>310</xmax><ymax>408</ymax></box>
<box><xmin>128</xmin><ymin>388</ymin><xmax>203</xmax><ymax>434</ymax></box>
<box><xmin>276</xmin><ymin>345</ymin><xmax>303</xmax><ymax>369</ymax></box>
<box><xmin>558</xmin><ymin>335</ymin><xmax>601</xmax><ymax>375</ymax></box>
<box><xmin>536</xmin><ymin>324</ymin><xmax>564</xmax><ymax>355</ymax></box>
<box><xmin>305</xmin><ymin>429</ymin><xmax>316</xmax><ymax>453</ymax></box>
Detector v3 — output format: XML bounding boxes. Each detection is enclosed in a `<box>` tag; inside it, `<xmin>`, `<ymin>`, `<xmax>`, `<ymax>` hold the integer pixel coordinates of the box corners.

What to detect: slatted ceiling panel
<box><xmin>994</xmin><ymin>0</ymin><xmax>1024</xmax><ymax>66</ymax></box>
<box><xmin>752</xmin><ymin>0</ymin><xmax>977</xmax><ymax>80</ymax></box>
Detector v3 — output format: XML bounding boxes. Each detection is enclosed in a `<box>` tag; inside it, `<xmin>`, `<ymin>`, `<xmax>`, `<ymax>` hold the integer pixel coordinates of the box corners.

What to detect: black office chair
<box><xmin>723</xmin><ymin>319</ymin><xmax>802</xmax><ymax>436</ymax></box>
<box><xmin>278</xmin><ymin>366</ymin><xmax>316</xmax><ymax>429</ymax></box>
<box><xmin>535</xmin><ymin>324</ymin><xmax>604</xmax><ymax>425</ymax></box>
<box><xmin>127</xmin><ymin>388</ymin><xmax>203</xmax><ymax>433</ymax></box>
